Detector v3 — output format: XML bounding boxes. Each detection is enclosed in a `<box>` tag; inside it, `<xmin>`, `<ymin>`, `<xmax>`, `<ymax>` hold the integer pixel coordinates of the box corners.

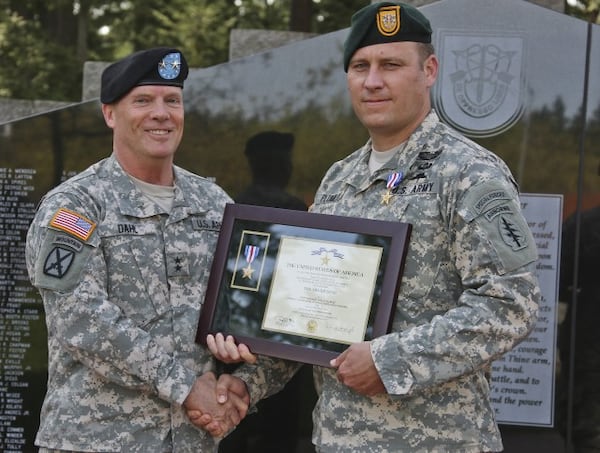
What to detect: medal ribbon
<box><xmin>386</xmin><ymin>171</ymin><xmax>403</xmax><ymax>190</ymax></box>
<box><xmin>244</xmin><ymin>245</ymin><xmax>259</xmax><ymax>264</ymax></box>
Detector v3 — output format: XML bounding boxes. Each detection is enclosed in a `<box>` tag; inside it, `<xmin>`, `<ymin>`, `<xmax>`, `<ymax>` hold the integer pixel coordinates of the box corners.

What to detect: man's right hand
<box><xmin>183</xmin><ymin>372</ymin><xmax>249</xmax><ymax>437</ymax></box>
<box><xmin>207</xmin><ymin>332</ymin><xmax>257</xmax><ymax>364</ymax></box>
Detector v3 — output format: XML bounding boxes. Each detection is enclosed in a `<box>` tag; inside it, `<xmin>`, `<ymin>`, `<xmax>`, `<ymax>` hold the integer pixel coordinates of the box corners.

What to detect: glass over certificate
<box><xmin>196</xmin><ymin>203</ymin><xmax>411</xmax><ymax>367</ymax></box>
<box><xmin>263</xmin><ymin>237</ymin><xmax>381</xmax><ymax>345</ymax></box>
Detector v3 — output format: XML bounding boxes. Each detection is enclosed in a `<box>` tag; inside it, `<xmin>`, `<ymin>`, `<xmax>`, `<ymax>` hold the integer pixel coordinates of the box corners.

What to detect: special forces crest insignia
<box><xmin>433</xmin><ymin>32</ymin><xmax>526</xmax><ymax>137</ymax></box>
<box><xmin>377</xmin><ymin>5</ymin><xmax>401</xmax><ymax>36</ymax></box>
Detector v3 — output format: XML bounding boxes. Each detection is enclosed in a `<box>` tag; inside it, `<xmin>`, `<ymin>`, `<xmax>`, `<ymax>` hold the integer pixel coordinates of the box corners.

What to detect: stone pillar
<box><xmin>82</xmin><ymin>61</ymin><xmax>110</xmax><ymax>102</ymax></box>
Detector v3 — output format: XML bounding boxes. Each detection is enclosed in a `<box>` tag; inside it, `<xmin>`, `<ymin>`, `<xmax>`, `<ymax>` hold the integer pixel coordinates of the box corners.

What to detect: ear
<box><xmin>101</xmin><ymin>103</ymin><xmax>115</xmax><ymax>129</ymax></box>
<box><xmin>424</xmin><ymin>54</ymin><xmax>439</xmax><ymax>87</ymax></box>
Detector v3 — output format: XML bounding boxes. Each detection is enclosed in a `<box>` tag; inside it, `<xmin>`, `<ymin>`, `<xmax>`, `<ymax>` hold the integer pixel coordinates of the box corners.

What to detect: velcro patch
<box><xmin>497</xmin><ymin>214</ymin><xmax>528</xmax><ymax>251</ymax></box>
<box><xmin>43</xmin><ymin>247</ymin><xmax>75</xmax><ymax>278</ymax></box>
<box><xmin>49</xmin><ymin>208</ymin><xmax>96</xmax><ymax>241</ymax></box>
<box><xmin>53</xmin><ymin>233</ymin><xmax>84</xmax><ymax>252</ymax></box>
<box><xmin>474</xmin><ymin>190</ymin><xmax>510</xmax><ymax>214</ymax></box>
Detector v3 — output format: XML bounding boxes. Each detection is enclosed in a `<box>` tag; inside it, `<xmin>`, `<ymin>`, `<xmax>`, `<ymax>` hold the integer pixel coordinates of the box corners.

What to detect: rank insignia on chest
<box><xmin>167</xmin><ymin>253</ymin><xmax>190</xmax><ymax>277</ymax></box>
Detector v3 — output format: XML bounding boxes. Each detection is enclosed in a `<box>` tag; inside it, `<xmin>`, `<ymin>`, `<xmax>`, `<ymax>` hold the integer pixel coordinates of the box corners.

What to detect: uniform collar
<box><xmin>343</xmin><ymin>110</ymin><xmax>442</xmax><ymax>190</ymax></box>
<box><xmin>99</xmin><ymin>155</ymin><xmax>207</xmax><ymax>219</ymax></box>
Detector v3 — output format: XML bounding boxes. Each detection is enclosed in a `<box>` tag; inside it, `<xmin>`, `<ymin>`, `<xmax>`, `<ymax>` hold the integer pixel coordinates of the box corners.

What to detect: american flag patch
<box><xmin>49</xmin><ymin>208</ymin><xmax>96</xmax><ymax>241</ymax></box>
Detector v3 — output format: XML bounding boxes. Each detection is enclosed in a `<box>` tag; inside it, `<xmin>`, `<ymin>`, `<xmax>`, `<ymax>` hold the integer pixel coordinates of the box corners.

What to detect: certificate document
<box><xmin>262</xmin><ymin>237</ymin><xmax>382</xmax><ymax>344</ymax></box>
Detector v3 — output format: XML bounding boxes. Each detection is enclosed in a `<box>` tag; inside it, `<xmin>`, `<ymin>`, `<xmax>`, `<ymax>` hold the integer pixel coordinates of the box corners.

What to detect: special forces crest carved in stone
<box><xmin>433</xmin><ymin>31</ymin><xmax>526</xmax><ymax>138</ymax></box>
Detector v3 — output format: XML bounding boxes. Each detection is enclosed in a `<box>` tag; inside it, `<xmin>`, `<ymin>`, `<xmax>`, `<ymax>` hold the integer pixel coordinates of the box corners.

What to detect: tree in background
<box><xmin>566</xmin><ymin>0</ymin><xmax>600</xmax><ymax>23</ymax></box>
<box><xmin>0</xmin><ymin>0</ymin><xmax>368</xmax><ymax>101</ymax></box>
<box><xmin>1</xmin><ymin>0</ymin><xmax>597</xmax><ymax>102</ymax></box>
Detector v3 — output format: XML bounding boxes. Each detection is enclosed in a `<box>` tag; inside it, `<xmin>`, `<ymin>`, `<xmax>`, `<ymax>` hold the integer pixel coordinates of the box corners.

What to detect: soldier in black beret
<box><xmin>100</xmin><ymin>47</ymin><xmax>189</xmax><ymax>104</ymax></box>
<box><xmin>27</xmin><ymin>47</ymin><xmax>250</xmax><ymax>452</ymax></box>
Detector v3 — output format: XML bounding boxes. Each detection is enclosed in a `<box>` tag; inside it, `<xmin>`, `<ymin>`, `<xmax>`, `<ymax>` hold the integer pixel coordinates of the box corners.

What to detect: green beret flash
<box><xmin>343</xmin><ymin>2</ymin><xmax>432</xmax><ymax>72</ymax></box>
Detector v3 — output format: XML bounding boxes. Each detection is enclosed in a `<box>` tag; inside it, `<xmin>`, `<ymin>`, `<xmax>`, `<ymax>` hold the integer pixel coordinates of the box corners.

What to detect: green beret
<box><xmin>343</xmin><ymin>2</ymin><xmax>432</xmax><ymax>72</ymax></box>
<box><xmin>100</xmin><ymin>47</ymin><xmax>189</xmax><ymax>104</ymax></box>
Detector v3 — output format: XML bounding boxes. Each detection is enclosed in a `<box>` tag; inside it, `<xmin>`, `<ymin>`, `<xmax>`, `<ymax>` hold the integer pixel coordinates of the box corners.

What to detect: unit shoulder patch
<box><xmin>43</xmin><ymin>247</ymin><xmax>75</xmax><ymax>278</ymax></box>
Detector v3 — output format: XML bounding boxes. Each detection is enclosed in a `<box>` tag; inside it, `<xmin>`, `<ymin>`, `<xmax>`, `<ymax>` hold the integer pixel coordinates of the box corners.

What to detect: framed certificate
<box><xmin>195</xmin><ymin>203</ymin><xmax>411</xmax><ymax>367</ymax></box>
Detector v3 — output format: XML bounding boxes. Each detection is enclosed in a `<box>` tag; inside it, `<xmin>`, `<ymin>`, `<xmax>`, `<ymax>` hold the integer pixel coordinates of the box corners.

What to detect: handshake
<box><xmin>183</xmin><ymin>333</ymin><xmax>257</xmax><ymax>438</ymax></box>
<box><xmin>185</xmin><ymin>330</ymin><xmax>384</xmax><ymax>437</ymax></box>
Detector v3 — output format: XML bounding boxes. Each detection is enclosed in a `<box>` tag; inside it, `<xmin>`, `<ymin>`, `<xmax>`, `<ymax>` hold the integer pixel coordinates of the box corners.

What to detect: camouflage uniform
<box><xmin>236</xmin><ymin>111</ymin><xmax>540</xmax><ymax>452</ymax></box>
<box><xmin>26</xmin><ymin>155</ymin><xmax>232</xmax><ymax>452</ymax></box>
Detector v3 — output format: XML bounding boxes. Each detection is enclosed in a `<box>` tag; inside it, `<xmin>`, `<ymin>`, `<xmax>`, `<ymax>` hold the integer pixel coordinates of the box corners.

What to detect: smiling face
<box><xmin>347</xmin><ymin>41</ymin><xmax>438</xmax><ymax>150</ymax></box>
<box><xmin>102</xmin><ymin>84</ymin><xmax>184</xmax><ymax>183</ymax></box>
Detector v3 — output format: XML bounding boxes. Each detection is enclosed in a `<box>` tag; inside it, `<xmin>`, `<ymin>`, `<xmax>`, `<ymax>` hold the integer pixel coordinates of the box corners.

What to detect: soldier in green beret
<box><xmin>196</xmin><ymin>2</ymin><xmax>541</xmax><ymax>452</ymax></box>
<box><xmin>26</xmin><ymin>47</ymin><xmax>249</xmax><ymax>452</ymax></box>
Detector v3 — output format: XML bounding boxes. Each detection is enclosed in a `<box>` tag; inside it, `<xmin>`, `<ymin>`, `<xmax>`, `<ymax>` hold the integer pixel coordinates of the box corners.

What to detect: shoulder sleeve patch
<box><xmin>49</xmin><ymin>207</ymin><xmax>96</xmax><ymax>241</ymax></box>
<box><xmin>460</xmin><ymin>181</ymin><xmax>538</xmax><ymax>273</ymax></box>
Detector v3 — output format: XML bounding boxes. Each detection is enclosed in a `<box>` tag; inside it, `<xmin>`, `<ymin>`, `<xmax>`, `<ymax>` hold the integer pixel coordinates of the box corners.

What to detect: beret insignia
<box><xmin>100</xmin><ymin>47</ymin><xmax>189</xmax><ymax>104</ymax></box>
<box><xmin>377</xmin><ymin>6</ymin><xmax>401</xmax><ymax>36</ymax></box>
<box><xmin>343</xmin><ymin>2</ymin><xmax>432</xmax><ymax>72</ymax></box>
<box><xmin>158</xmin><ymin>52</ymin><xmax>182</xmax><ymax>80</ymax></box>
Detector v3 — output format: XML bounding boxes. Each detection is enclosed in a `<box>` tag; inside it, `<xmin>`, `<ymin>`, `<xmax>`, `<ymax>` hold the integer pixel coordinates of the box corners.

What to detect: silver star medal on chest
<box><xmin>381</xmin><ymin>171</ymin><xmax>403</xmax><ymax>205</ymax></box>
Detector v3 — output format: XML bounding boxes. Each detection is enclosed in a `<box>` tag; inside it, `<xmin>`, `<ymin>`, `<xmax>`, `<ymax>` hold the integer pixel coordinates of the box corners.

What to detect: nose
<box><xmin>151</xmin><ymin>100</ymin><xmax>170</xmax><ymax>120</ymax></box>
<box><xmin>364</xmin><ymin>67</ymin><xmax>384</xmax><ymax>89</ymax></box>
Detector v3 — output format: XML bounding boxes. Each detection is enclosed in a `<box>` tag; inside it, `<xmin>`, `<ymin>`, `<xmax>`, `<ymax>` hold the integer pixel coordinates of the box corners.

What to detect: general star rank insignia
<box><xmin>167</xmin><ymin>253</ymin><xmax>189</xmax><ymax>277</ymax></box>
<box><xmin>158</xmin><ymin>52</ymin><xmax>182</xmax><ymax>80</ymax></box>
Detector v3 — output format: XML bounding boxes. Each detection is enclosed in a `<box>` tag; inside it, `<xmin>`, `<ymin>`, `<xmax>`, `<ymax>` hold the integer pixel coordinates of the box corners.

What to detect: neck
<box><xmin>116</xmin><ymin>154</ymin><xmax>174</xmax><ymax>186</ymax></box>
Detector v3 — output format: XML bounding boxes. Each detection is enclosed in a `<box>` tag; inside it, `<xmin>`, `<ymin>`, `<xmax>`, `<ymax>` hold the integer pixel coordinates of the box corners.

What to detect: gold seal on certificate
<box><xmin>196</xmin><ymin>204</ymin><xmax>412</xmax><ymax>367</ymax></box>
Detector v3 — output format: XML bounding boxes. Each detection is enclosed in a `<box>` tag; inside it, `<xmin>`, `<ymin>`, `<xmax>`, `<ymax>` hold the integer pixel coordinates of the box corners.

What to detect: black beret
<box><xmin>245</xmin><ymin>131</ymin><xmax>295</xmax><ymax>157</ymax></box>
<box><xmin>343</xmin><ymin>2</ymin><xmax>432</xmax><ymax>72</ymax></box>
<box><xmin>100</xmin><ymin>47</ymin><xmax>189</xmax><ymax>104</ymax></box>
